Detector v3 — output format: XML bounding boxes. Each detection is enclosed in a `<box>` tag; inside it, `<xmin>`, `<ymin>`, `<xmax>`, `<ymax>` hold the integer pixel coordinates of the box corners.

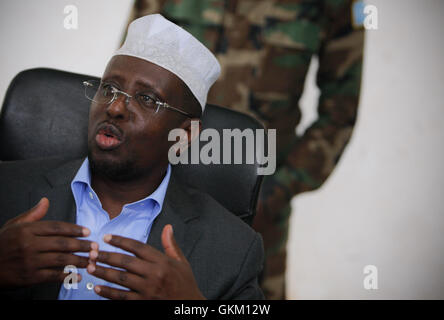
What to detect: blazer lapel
<box><xmin>29</xmin><ymin>158</ymin><xmax>83</xmax><ymax>224</ymax></box>
<box><xmin>28</xmin><ymin>158</ymin><xmax>83</xmax><ymax>299</ymax></box>
<box><xmin>147</xmin><ymin>169</ymin><xmax>203</xmax><ymax>260</ymax></box>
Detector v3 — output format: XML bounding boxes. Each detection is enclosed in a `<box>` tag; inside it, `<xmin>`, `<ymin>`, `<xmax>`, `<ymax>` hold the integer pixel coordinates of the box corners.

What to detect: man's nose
<box><xmin>106</xmin><ymin>94</ymin><xmax>130</xmax><ymax>120</ymax></box>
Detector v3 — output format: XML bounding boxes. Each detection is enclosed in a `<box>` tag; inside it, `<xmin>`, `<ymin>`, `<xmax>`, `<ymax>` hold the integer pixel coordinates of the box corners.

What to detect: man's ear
<box><xmin>186</xmin><ymin>118</ymin><xmax>201</xmax><ymax>144</ymax></box>
<box><xmin>177</xmin><ymin>117</ymin><xmax>201</xmax><ymax>154</ymax></box>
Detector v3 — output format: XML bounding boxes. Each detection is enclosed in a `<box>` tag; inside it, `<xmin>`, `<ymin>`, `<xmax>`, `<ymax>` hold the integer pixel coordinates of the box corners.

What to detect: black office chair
<box><xmin>0</xmin><ymin>68</ymin><xmax>265</xmax><ymax>225</ymax></box>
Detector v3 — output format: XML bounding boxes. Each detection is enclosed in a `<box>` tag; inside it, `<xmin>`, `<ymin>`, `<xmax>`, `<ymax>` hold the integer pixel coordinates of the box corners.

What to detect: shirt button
<box><xmin>89</xmin><ymin>192</ymin><xmax>94</xmax><ymax>200</ymax></box>
<box><xmin>86</xmin><ymin>282</ymin><xmax>94</xmax><ymax>290</ymax></box>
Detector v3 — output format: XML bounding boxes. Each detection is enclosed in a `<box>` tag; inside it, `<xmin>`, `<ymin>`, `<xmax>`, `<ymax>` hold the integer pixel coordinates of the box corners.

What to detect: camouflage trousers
<box><xmin>253</xmin><ymin>191</ymin><xmax>292</xmax><ymax>300</ymax></box>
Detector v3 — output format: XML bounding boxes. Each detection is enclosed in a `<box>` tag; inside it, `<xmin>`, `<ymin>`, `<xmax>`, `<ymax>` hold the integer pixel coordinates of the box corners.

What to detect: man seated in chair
<box><xmin>0</xmin><ymin>14</ymin><xmax>264</xmax><ymax>300</ymax></box>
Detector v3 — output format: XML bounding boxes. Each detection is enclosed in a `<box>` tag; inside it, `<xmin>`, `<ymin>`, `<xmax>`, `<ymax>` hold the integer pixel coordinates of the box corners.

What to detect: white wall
<box><xmin>1</xmin><ymin>0</ymin><xmax>443</xmax><ymax>299</ymax></box>
<box><xmin>0</xmin><ymin>0</ymin><xmax>134</xmax><ymax>104</ymax></box>
<box><xmin>287</xmin><ymin>0</ymin><xmax>444</xmax><ymax>299</ymax></box>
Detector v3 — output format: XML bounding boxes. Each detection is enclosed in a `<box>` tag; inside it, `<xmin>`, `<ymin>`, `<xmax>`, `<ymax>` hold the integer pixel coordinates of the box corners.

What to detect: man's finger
<box><xmin>33</xmin><ymin>268</ymin><xmax>70</xmax><ymax>284</ymax></box>
<box><xmin>36</xmin><ymin>237</ymin><xmax>95</xmax><ymax>253</ymax></box>
<box><xmin>93</xmin><ymin>285</ymin><xmax>137</xmax><ymax>300</ymax></box>
<box><xmin>93</xmin><ymin>250</ymin><xmax>149</xmax><ymax>277</ymax></box>
<box><xmin>103</xmin><ymin>234</ymin><xmax>163</xmax><ymax>262</ymax></box>
<box><xmin>34</xmin><ymin>268</ymin><xmax>83</xmax><ymax>285</ymax></box>
<box><xmin>31</xmin><ymin>221</ymin><xmax>90</xmax><ymax>237</ymax></box>
<box><xmin>5</xmin><ymin>197</ymin><xmax>49</xmax><ymax>226</ymax></box>
<box><xmin>34</xmin><ymin>252</ymin><xmax>90</xmax><ymax>269</ymax></box>
<box><xmin>86</xmin><ymin>263</ymin><xmax>144</xmax><ymax>292</ymax></box>
<box><xmin>161</xmin><ymin>224</ymin><xmax>185</xmax><ymax>262</ymax></box>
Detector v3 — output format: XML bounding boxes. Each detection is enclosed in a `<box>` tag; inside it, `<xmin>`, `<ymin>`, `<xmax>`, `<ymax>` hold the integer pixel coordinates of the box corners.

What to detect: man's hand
<box><xmin>87</xmin><ymin>224</ymin><xmax>205</xmax><ymax>300</ymax></box>
<box><xmin>0</xmin><ymin>197</ymin><xmax>95</xmax><ymax>289</ymax></box>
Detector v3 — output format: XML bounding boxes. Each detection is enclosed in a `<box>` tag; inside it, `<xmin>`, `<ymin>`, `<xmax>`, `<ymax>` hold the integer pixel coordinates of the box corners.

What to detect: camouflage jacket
<box><xmin>129</xmin><ymin>0</ymin><xmax>364</xmax><ymax>198</ymax></box>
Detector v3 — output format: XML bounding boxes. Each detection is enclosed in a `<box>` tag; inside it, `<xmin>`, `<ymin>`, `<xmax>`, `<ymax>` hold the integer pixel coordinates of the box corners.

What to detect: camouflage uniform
<box><xmin>128</xmin><ymin>0</ymin><xmax>364</xmax><ymax>299</ymax></box>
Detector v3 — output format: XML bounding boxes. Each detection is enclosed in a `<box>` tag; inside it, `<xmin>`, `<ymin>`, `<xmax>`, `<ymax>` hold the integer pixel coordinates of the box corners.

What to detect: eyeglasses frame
<box><xmin>83</xmin><ymin>80</ymin><xmax>195</xmax><ymax>118</ymax></box>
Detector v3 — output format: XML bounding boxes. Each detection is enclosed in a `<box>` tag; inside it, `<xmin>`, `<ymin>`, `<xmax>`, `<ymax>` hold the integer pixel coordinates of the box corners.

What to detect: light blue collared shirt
<box><xmin>58</xmin><ymin>158</ymin><xmax>171</xmax><ymax>300</ymax></box>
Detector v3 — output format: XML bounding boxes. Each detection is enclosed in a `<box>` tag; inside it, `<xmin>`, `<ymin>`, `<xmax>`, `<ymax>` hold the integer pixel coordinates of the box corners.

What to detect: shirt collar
<box><xmin>71</xmin><ymin>157</ymin><xmax>171</xmax><ymax>213</ymax></box>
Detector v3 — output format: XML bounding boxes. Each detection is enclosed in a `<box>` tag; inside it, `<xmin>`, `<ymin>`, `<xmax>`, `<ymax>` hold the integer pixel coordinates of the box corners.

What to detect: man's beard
<box><xmin>88</xmin><ymin>149</ymin><xmax>142</xmax><ymax>182</ymax></box>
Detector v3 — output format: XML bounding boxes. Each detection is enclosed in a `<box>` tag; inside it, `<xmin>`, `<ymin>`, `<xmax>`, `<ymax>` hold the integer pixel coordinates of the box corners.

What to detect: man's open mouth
<box><xmin>95</xmin><ymin>123</ymin><xmax>124</xmax><ymax>150</ymax></box>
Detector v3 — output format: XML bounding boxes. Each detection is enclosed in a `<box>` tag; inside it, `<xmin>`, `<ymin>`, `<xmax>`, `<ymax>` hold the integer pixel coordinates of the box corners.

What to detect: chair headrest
<box><xmin>0</xmin><ymin>68</ymin><xmax>265</xmax><ymax>224</ymax></box>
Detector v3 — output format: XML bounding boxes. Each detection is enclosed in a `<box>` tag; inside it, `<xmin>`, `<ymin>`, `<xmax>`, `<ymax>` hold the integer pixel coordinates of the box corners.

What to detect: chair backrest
<box><xmin>0</xmin><ymin>68</ymin><xmax>265</xmax><ymax>225</ymax></box>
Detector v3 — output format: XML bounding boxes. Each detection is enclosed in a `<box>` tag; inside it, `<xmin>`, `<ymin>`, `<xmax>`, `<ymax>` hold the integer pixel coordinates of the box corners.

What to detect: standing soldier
<box><xmin>128</xmin><ymin>0</ymin><xmax>365</xmax><ymax>299</ymax></box>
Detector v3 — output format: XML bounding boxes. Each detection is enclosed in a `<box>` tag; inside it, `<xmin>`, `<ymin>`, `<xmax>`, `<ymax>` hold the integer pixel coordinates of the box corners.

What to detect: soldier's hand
<box><xmin>0</xmin><ymin>197</ymin><xmax>95</xmax><ymax>289</ymax></box>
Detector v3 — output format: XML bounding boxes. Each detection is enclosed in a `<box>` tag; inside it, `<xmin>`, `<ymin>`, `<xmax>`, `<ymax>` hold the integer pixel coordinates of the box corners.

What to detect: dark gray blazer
<box><xmin>0</xmin><ymin>157</ymin><xmax>264</xmax><ymax>300</ymax></box>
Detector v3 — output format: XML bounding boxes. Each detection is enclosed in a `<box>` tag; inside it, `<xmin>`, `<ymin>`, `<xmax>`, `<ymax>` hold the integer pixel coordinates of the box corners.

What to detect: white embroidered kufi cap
<box><xmin>113</xmin><ymin>14</ymin><xmax>221</xmax><ymax>112</ymax></box>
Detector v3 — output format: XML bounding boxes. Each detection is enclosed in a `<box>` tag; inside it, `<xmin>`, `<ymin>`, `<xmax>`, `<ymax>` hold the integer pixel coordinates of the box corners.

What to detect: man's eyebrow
<box><xmin>103</xmin><ymin>75</ymin><xmax>166</xmax><ymax>100</ymax></box>
<box><xmin>134</xmin><ymin>80</ymin><xmax>165</xmax><ymax>100</ymax></box>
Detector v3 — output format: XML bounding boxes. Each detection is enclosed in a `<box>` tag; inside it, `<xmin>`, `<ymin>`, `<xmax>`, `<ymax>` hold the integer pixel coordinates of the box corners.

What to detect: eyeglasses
<box><xmin>83</xmin><ymin>79</ymin><xmax>194</xmax><ymax>118</ymax></box>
